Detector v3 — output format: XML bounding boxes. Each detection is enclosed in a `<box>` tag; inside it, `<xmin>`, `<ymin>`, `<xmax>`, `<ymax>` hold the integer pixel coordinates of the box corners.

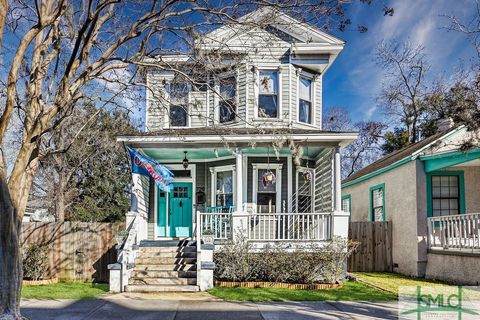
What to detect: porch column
<box><xmin>334</xmin><ymin>147</ymin><xmax>342</xmax><ymax>212</ymax></box>
<box><xmin>332</xmin><ymin>146</ymin><xmax>349</xmax><ymax>239</ymax></box>
<box><xmin>235</xmin><ymin>149</ymin><xmax>243</xmax><ymax>211</ymax></box>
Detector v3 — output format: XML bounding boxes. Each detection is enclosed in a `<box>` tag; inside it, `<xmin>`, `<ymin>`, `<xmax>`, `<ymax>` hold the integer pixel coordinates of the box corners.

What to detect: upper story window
<box><xmin>219</xmin><ymin>76</ymin><xmax>236</xmax><ymax>123</ymax></box>
<box><xmin>299</xmin><ymin>77</ymin><xmax>313</xmax><ymax>124</ymax></box>
<box><xmin>166</xmin><ymin>82</ymin><xmax>190</xmax><ymax>127</ymax></box>
<box><xmin>258</xmin><ymin>70</ymin><xmax>279</xmax><ymax>118</ymax></box>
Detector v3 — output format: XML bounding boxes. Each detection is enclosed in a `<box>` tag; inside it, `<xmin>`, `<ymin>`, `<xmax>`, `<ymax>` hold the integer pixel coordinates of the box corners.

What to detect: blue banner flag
<box><xmin>127</xmin><ymin>147</ymin><xmax>174</xmax><ymax>192</ymax></box>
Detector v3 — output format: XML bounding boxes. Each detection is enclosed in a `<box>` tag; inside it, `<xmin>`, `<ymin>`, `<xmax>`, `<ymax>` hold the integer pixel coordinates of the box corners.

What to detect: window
<box><xmin>257</xmin><ymin>168</ymin><xmax>277</xmax><ymax>213</ymax></box>
<box><xmin>219</xmin><ymin>76</ymin><xmax>236</xmax><ymax>123</ymax></box>
<box><xmin>370</xmin><ymin>184</ymin><xmax>384</xmax><ymax>221</ymax></box>
<box><xmin>297</xmin><ymin>169</ymin><xmax>313</xmax><ymax>213</ymax></box>
<box><xmin>216</xmin><ymin>171</ymin><xmax>234</xmax><ymax>207</ymax></box>
<box><xmin>431</xmin><ymin>175</ymin><xmax>460</xmax><ymax>217</ymax></box>
<box><xmin>342</xmin><ymin>195</ymin><xmax>351</xmax><ymax>213</ymax></box>
<box><xmin>258</xmin><ymin>71</ymin><xmax>279</xmax><ymax>118</ymax></box>
<box><xmin>170</xmin><ymin>105</ymin><xmax>188</xmax><ymax>127</ymax></box>
<box><xmin>166</xmin><ymin>82</ymin><xmax>190</xmax><ymax>127</ymax></box>
<box><xmin>299</xmin><ymin>77</ymin><xmax>312</xmax><ymax>124</ymax></box>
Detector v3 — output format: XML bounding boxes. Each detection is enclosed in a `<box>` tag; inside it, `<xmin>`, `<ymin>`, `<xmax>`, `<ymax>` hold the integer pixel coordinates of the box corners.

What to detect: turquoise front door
<box><xmin>169</xmin><ymin>182</ymin><xmax>192</xmax><ymax>237</ymax></box>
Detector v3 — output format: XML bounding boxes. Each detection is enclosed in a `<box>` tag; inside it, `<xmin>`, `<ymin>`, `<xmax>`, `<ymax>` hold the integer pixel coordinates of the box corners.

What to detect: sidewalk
<box><xmin>21</xmin><ymin>293</ymin><xmax>399</xmax><ymax>320</ymax></box>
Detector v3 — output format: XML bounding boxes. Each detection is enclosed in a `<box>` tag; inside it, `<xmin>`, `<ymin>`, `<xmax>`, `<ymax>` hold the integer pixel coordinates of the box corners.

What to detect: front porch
<box><xmin>111</xmin><ymin>129</ymin><xmax>356</xmax><ymax>292</ymax></box>
<box><xmin>129</xmin><ymin>143</ymin><xmax>350</xmax><ymax>244</ymax></box>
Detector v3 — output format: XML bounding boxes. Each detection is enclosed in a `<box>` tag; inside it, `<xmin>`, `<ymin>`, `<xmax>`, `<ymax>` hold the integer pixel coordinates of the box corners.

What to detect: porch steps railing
<box><xmin>428</xmin><ymin>213</ymin><xmax>480</xmax><ymax>250</ymax></box>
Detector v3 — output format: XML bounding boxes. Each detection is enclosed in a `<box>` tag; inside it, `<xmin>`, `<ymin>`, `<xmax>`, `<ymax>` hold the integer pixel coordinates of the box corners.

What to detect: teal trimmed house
<box><xmin>109</xmin><ymin>8</ymin><xmax>356</xmax><ymax>293</ymax></box>
<box><xmin>342</xmin><ymin>122</ymin><xmax>480</xmax><ymax>285</ymax></box>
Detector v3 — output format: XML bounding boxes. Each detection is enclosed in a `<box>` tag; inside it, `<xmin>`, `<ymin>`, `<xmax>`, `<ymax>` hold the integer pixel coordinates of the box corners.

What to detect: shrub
<box><xmin>214</xmin><ymin>236</ymin><xmax>358</xmax><ymax>284</ymax></box>
<box><xmin>23</xmin><ymin>243</ymin><xmax>49</xmax><ymax>281</ymax></box>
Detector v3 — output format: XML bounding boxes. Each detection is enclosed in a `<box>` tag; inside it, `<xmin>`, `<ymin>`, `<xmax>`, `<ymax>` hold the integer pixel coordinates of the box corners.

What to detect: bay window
<box><xmin>258</xmin><ymin>70</ymin><xmax>279</xmax><ymax>118</ymax></box>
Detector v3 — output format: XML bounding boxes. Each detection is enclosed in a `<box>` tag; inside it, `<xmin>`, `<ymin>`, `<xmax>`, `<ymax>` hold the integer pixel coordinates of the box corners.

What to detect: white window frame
<box><xmin>252</xmin><ymin>163</ymin><xmax>283</xmax><ymax>213</ymax></box>
<box><xmin>295</xmin><ymin>69</ymin><xmax>317</xmax><ymax>127</ymax></box>
<box><xmin>215</xmin><ymin>71</ymin><xmax>239</xmax><ymax>124</ymax></box>
<box><xmin>295</xmin><ymin>166</ymin><xmax>315</xmax><ymax>213</ymax></box>
<box><xmin>210</xmin><ymin>165</ymin><xmax>236</xmax><ymax>207</ymax></box>
<box><xmin>297</xmin><ymin>72</ymin><xmax>315</xmax><ymax>125</ymax></box>
<box><xmin>168</xmin><ymin>104</ymin><xmax>191</xmax><ymax>128</ymax></box>
<box><xmin>255</xmin><ymin>66</ymin><xmax>282</xmax><ymax>120</ymax></box>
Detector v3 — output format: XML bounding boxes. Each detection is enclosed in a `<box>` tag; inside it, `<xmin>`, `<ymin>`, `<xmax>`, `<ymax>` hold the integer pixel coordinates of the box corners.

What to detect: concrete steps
<box><xmin>125</xmin><ymin>284</ymin><xmax>199</xmax><ymax>293</ymax></box>
<box><xmin>126</xmin><ymin>239</ymin><xmax>199</xmax><ymax>293</ymax></box>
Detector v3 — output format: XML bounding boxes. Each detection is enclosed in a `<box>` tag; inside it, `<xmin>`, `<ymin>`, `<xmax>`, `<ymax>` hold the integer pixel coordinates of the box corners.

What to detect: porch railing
<box><xmin>198</xmin><ymin>211</ymin><xmax>331</xmax><ymax>242</ymax></box>
<box><xmin>428</xmin><ymin>213</ymin><xmax>480</xmax><ymax>250</ymax></box>
<box><xmin>199</xmin><ymin>212</ymin><xmax>233</xmax><ymax>240</ymax></box>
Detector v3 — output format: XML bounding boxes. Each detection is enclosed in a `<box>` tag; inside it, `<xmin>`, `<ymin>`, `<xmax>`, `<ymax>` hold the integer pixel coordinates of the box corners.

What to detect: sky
<box><xmin>323</xmin><ymin>0</ymin><xmax>478</xmax><ymax>123</ymax></box>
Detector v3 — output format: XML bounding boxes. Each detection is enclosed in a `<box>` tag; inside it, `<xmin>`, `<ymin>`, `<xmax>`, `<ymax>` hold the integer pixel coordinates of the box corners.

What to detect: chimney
<box><xmin>437</xmin><ymin>117</ymin><xmax>454</xmax><ymax>132</ymax></box>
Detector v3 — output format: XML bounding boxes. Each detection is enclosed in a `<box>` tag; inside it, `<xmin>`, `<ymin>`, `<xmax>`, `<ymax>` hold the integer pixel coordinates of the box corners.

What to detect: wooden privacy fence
<box><xmin>348</xmin><ymin>221</ymin><xmax>393</xmax><ymax>272</ymax></box>
<box><xmin>21</xmin><ymin>222</ymin><xmax>124</xmax><ymax>282</ymax></box>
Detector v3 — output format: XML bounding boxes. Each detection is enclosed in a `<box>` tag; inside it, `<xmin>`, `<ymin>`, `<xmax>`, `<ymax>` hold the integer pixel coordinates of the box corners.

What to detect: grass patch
<box><xmin>208</xmin><ymin>281</ymin><xmax>397</xmax><ymax>302</ymax></box>
<box><xmin>352</xmin><ymin>272</ymin><xmax>445</xmax><ymax>295</ymax></box>
<box><xmin>21</xmin><ymin>282</ymin><xmax>109</xmax><ymax>300</ymax></box>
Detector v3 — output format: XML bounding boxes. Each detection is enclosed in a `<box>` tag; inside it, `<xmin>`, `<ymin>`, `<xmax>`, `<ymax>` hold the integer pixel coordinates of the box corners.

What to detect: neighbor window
<box><xmin>215</xmin><ymin>171</ymin><xmax>234</xmax><ymax>207</ymax></box>
<box><xmin>370</xmin><ymin>185</ymin><xmax>384</xmax><ymax>221</ymax></box>
<box><xmin>219</xmin><ymin>76</ymin><xmax>236</xmax><ymax>123</ymax></box>
<box><xmin>342</xmin><ymin>196</ymin><xmax>351</xmax><ymax>213</ymax></box>
<box><xmin>431</xmin><ymin>175</ymin><xmax>460</xmax><ymax>217</ymax></box>
<box><xmin>258</xmin><ymin>71</ymin><xmax>278</xmax><ymax>118</ymax></box>
<box><xmin>299</xmin><ymin>77</ymin><xmax>312</xmax><ymax>124</ymax></box>
<box><xmin>166</xmin><ymin>82</ymin><xmax>190</xmax><ymax>127</ymax></box>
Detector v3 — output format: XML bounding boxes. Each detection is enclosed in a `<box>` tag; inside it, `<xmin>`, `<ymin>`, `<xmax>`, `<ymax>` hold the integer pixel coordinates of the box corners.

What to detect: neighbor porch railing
<box><xmin>428</xmin><ymin>213</ymin><xmax>480</xmax><ymax>250</ymax></box>
<box><xmin>198</xmin><ymin>211</ymin><xmax>331</xmax><ymax>242</ymax></box>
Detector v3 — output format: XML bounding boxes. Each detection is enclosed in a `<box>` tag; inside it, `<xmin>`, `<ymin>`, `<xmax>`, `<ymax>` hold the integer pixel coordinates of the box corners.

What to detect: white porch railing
<box><xmin>199</xmin><ymin>212</ymin><xmax>233</xmax><ymax>240</ymax></box>
<box><xmin>198</xmin><ymin>211</ymin><xmax>331</xmax><ymax>242</ymax></box>
<box><xmin>428</xmin><ymin>213</ymin><xmax>480</xmax><ymax>250</ymax></box>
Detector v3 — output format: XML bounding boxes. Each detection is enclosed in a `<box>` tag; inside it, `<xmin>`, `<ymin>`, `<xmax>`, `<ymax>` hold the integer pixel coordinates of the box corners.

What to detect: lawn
<box><xmin>208</xmin><ymin>281</ymin><xmax>397</xmax><ymax>302</ymax></box>
<box><xmin>352</xmin><ymin>272</ymin><xmax>445</xmax><ymax>295</ymax></box>
<box><xmin>21</xmin><ymin>282</ymin><xmax>109</xmax><ymax>300</ymax></box>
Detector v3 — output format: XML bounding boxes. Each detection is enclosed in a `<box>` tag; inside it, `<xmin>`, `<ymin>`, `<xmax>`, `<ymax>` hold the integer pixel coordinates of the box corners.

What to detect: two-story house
<box><xmin>112</xmin><ymin>8</ymin><xmax>357</xmax><ymax>293</ymax></box>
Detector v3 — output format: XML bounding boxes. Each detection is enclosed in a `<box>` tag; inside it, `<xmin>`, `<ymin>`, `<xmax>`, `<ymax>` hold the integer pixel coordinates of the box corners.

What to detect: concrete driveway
<box><xmin>21</xmin><ymin>293</ymin><xmax>398</xmax><ymax>320</ymax></box>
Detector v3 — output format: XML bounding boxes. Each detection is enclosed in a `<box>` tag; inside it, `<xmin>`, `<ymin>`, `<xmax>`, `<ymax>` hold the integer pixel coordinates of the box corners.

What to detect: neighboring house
<box><xmin>342</xmin><ymin>121</ymin><xmax>480</xmax><ymax>285</ymax></box>
<box><xmin>110</xmin><ymin>8</ymin><xmax>356</xmax><ymax>293</ymax></box>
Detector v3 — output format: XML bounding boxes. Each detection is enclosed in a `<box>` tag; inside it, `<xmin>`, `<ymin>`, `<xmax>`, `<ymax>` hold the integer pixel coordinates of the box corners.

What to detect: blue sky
<box><xmin>323</xmin><ymin>0</ymin><xmax>478</xmax><ymax>123</ymax></box>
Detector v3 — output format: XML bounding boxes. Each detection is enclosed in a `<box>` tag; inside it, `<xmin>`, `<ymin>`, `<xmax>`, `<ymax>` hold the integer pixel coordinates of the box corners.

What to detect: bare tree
<box><xmin>0</xmin><ymin>1</ymin><xmax>388</xmax><ymax>317</ymax></box>
<box><xmin>376</xmin><ymin>41</ymin><xmax>430</xmax><ymax>144</ymax></box>
<box><xmin>323</xmin><ymin>106</ymin><xmax>385</xmax><ymax>178</ymax></box>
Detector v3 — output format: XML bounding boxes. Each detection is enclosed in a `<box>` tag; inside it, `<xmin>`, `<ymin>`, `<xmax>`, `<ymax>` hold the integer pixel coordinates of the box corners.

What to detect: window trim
<box><xmin>168</xmin><ymin>104</ymin><xmax>191</xmax><ymax>128</ymax></box>
<box><xmin>255</xmin><ymin>67</ymin><xmax>282</xmax><ymax>120</ymax></box>
<box><xmin>297</xmin><ymin>74</ymin><xmax>314</xmax><ymax>125</ymax></box>
<box><xmin>210</xmin><ymin>165</ymin><xmax>236</xmax><ymax>207</ymax></box>
<box><xmin>369</xmin><ymin>183</ymin><xmax>385</xmax><ymax>221</ymax></box>
<box><xmin>295</xmin><ymin>166</ymin><xmax>314</xmax><ymax>213</ymax></box>
<box><xmin>426</xmin><ymin>171</ymin><xmax>465</xmax><ymax>217</ymax></box>
<box><xmin>252</xmin><ymin>163</ymin><xmax>283</xmax><ymax>213</ymax></box>
<box><xmin>215</xmin><ymin>71</ymin><xmax>239</xmax><ymax>124</ymax></box>
<box><xmin>341</xmin><ymin>194</ymin><xmax>352</xmax><ymax>215</ymax></box>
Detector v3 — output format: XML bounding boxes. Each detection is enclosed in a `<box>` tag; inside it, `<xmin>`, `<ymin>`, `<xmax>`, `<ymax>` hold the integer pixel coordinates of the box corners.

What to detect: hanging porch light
<box><xmin>182</xmin><ymin>151</ymin><xmax>189</xmax><ymax>170</ymax></box>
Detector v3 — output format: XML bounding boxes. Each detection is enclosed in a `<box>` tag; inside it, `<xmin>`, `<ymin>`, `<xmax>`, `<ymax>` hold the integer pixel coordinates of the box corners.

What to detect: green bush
<box><xmin>23</xmin><ymin>243</ymin><xmax>49</xmax><ymax>281</ymax></box>
<box><xmin>214</xmin><ymin>236</ymin><xmax>358</xmax><ymax>284</ymax></box>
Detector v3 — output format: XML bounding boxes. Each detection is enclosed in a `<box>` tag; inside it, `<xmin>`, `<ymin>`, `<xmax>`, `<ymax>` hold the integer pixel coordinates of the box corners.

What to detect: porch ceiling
<box><xmin>142</xmin><ymin>146</ymin><xmax>324</xmax><ymax>161</ymax></box>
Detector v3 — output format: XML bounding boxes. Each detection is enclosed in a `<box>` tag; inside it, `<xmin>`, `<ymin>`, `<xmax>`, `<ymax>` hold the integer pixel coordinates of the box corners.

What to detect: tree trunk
<box><xmin>0</xmin><ymin>176</ymin><xmax>22</xmax><ymax>320</ymax></box>
<box><xmin>0</xmin><ymin>0</ymin><xmax>7</xmax><ymax>52</ymax></box>
<box><xmin>55</xmin><ymin>171</ymin><xmax>66</xmax><ymax>222</ymax></box>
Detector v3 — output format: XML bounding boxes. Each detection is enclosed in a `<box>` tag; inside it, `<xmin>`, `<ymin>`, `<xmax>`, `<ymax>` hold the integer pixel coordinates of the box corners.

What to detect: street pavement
<box><xmin>20</xmin><ymin>293</ymin><xmax>399</xmax><ymax>320</ymax></box>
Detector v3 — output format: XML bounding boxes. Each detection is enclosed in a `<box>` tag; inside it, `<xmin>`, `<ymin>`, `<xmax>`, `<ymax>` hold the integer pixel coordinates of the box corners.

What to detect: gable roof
<box><xmin>342</xmin><ymin>126</ymin><xmax>462</xmax><ymax>186</ymax></box>
<box><xmin>199</xmin><ymin>7</ymin><xmax>345</xmax><ymax>49</ymax></box>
